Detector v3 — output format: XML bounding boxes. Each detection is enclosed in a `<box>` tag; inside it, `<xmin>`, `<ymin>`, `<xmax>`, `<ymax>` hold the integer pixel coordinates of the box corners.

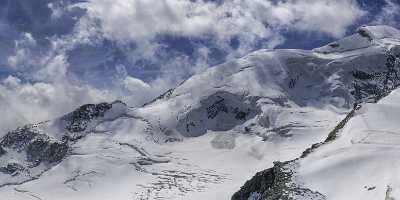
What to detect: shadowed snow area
<box><xmin>0</xmin><ymin>25</ymin><xmax>400</xmax><ymax>200</ymax></box>
<box><xmin>176</xmin><ymin>91</ymin><xmax>261</xmax><ymax>137</ymax></box>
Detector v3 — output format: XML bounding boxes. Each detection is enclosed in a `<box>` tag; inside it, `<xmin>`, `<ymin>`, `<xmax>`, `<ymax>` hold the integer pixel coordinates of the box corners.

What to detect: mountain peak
<box><xmin>313</xmin><ymin>25</ymin><xmax>400</xmax><ymax>54</ymax></box>
<box><xmin>357</xmin><ymin>25</ymin><xmax>400</xmax><ymax>40</ymax></box>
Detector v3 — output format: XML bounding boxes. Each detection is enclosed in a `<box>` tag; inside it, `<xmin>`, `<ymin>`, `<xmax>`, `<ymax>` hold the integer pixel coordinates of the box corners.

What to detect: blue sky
<box><xmin>0</xmin><ymin>0</ymin><xmax>399</xmax><ymax>130</ymax></box>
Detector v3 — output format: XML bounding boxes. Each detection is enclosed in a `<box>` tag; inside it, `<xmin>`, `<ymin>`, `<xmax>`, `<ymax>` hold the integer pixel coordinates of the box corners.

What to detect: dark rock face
<box><xmin>0</xmin><ymin>101</ymin><xmax>125</xmax><ymax>179</ymax></box>
<box><xmin>206</xmin><ymin>97</ymin><xmax>229</xmax><ymax>119</ymax></box>
<box><xmin>0</xmin><ymin>163</ymin><xmax>25</xmax><ymax>175</ymax></box>
<box><xmin>232</xmin><ymin>161</ymin><xmax>325</xmax><ymax>200</ymax></box>
<box><xmin>351</xmin><ymin>52</ymin><xmax>400</xmax><ymax>103</ymax></box>
<box><xmin>352</xmin><ymin>70</ymin><xmax>374</xmax><ymax>80</ymax></box>
<box><xmin>0</xmin><ymin>127</ymin><xmax>38</xmax><ymax>151</ymax></box>
<box><xmin>61</xmin><ymin>102</ymin><xmax>113</xmax><ymax>133</ymax></box>
<box><xmin>0</xmin><ymin>146</ymin><xmax>5</xmax><ymax>156</ymax></box>
<box><xmin>234</xmin><ymin>110</ymin><xmax>248</xmax><ymax>120</ymax></box>
<box><xmin>232</xmin><ymin>167</ymin><xmax>275</xmax><ymax>200</ymax></box>
<box><xmin>26</xmin><ymin>135</ymin><xmax>68</xmax><ymax>164</ymax></box>
<box><xmin>205</xmin><ymin>95</ymin><xmax>253</xmax><ymax>120</ymax></box>
<box><xmin>177</xmin><ymin>91</ymin><xmax>261</xmax><ymax>137</ymax></box>
<box><xmin>357</xmin><ymin>28</ymin><xmax>373</xmax><ymax>41</ymax></box>
<box><xmin>143</xmin><ymin>88</ymin><xmax>174</xmax><ymax>106</ymax></box>
<box><xmin>0</xmin><ymin>101</ymin><xmax>125</xmax><ymax>186</ymax></box>
<box><xmin>301</xmin><ymin>106</ymin><xmax>358</xmax><ymax>158</ymax></box>
<box><xmin>0</xmin><ymin>126</ymin><xmax>69</xmax><ymax>174</ymax></box>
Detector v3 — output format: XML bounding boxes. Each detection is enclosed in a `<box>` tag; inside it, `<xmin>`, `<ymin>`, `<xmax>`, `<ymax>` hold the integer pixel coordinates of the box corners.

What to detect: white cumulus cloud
<box><xmin>0</xmin><ymin>0</ymin><xmax>368</xmax><ymax>131</ymax></box>
<box><xmin>81</xmin><ymin>0</ymin><xmax>364</xmax><ymax>43</ymax></box>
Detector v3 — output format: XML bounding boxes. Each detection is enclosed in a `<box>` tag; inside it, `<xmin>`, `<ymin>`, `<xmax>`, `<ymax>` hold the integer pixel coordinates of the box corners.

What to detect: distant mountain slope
<box><xmin>232</xmin><ymin>26</ymin><xmax>400</xmax><ymax>200</ymax></box>
<box><xmin>0</xmin><ymin>25</ymin><xmax>399</xmax><ymax>200</ymax></box>
<box><xmin>232</xmin><ymin>87</ymin><xmax>400</xmax><ymax>200</ymax></box>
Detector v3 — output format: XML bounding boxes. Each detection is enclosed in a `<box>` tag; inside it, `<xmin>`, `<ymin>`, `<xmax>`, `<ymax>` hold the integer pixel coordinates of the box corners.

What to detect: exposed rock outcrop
<box><xmin>177</xmin><ymin>91</ymin><xmax>261</xmax><ymax>137</ymax></box>
<box><xmin>0</xmin><ymin>101</ymin><xmax>127</xmax><ymax>187</ymax></box>
<box><xmin>61</xmin><ymin>102</ymin><xmax>114</xmax><ymax>133</ymax></box>
<box><xmin>232</xmin><ymin>161</ymin><xmax>325</xmax><ymax>200</ymax></box>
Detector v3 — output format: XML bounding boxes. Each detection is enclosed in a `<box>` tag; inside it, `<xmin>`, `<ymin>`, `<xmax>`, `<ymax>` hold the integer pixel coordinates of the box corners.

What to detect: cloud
<box><xmin>67</xmin><ymin>0</ymin><xmax>366</xmax><ymax>87</ymax></box>
<box><xmin>72</xmin><ymin>0</ymin><xmax>365</xmax><ymax>80</ymax></box>
<box><xmin>34</xmin><ymin>55</ymin><xmax>69</xmax><ymax>82</ymax></box>
<box><xmin>0</xmin><ymin>73</ymin><xmax>117</xmax><ymax>133</ymax></box>
<box><xmin>262</xmin><ymin>0</ymin><xmax>366</xmax><ymax>37</ymax></box>
<box><xmin>82</xmin><ymin>0</ymin><xmax>364</xmax><ymax>42</ymax></box>
<box><xmin>372</xmin><ymin>0</ymin><xmax>400</xmax><ymax>27</ymax></box>
<box><xmin>0</xmin><ymin>0</ymin><xmax>369</xmax><ymax>131</ymax></box>
<box><xmin>1</xmin><ymin>37</ymin><xmax>116</xmax><ymax>132</ymax></box>
<box><xmin>7</xmin><ymin>33</ymin><xmax>38</xmax><ymax>70</ymax></box>
<box><xmin>121</xmin><ymin>76</ymin><xmax>154</xmax><ymax>104</ymax></box>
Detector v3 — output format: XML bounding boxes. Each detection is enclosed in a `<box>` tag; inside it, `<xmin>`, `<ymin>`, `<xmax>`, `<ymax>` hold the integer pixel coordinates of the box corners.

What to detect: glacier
<box><xmin>0</xmin><ymin>25</ymin><xmax>399</xmax><ymax>200</ymax></box>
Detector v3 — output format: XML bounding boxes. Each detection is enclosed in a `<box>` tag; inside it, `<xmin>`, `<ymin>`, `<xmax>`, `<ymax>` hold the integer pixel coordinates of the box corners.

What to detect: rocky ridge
<box><xmin>0</xmin><ymin>101</ymin><xmax>128</xmax><ymax>187</ymax></box>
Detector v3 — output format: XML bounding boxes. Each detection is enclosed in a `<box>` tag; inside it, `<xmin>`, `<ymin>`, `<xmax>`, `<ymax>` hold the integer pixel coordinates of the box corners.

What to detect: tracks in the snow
<box><xmin>134</xmin><ymin>161</ymin><xmax>229</xmax><ymax>200</ymax></box>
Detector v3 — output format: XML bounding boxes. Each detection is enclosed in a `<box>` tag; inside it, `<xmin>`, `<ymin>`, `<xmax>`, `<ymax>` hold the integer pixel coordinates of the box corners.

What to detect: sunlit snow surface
<box><xmin>0</xmin><ymin>25</ymin><xmax>400</xmax><ymax>200</ymax></box>
<box><xmin>296</xmin><ymin>88</ymin><xmax>400</xmax><ymax>200</ymax></box>
<box><xmin>0</xmin><ymin>108</ymin><xmax>340</xmax><ymax>200</ymax></box>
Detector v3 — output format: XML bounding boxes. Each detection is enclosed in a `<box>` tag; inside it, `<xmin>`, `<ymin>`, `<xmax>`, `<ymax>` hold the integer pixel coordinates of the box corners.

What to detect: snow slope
<box><xmin>0</xmin><ymin>25</ymin><xmax>399</xmax><ymax>200</ymax></box>
<box><xmin>292</xmin><ymin>86</ymin><xmax>400</xmax><ymax>200</ymax></box>
<box><xmin>232</xmin><ymin>26</ymin><xmax>400</xmax><ymax>200</ymax></box>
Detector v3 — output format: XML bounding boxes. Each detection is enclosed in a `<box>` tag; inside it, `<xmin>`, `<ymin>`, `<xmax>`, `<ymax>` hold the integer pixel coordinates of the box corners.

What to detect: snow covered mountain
<box><xmin>0</xmin><ymin>25</ymin><xmax>400</xmax><ymax>200</ymax></box>
<box><xmin>232</xmin><ymin>83</ymin><xmax>400</xmax><ymax>200</ymax></box>
<box><xmin>232</xmin><ymin>26</ymin><xmax>400</xmax><ymax>200</ymax></box>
